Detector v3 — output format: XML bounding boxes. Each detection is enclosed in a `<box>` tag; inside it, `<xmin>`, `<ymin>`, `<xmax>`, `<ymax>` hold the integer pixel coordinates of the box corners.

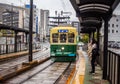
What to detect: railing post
<box><xmin>6</xmin><ymin>44</ymin><xmax>8</xmax><ymax>54</ymax></box>
<box><xmin>3</xmin><ymin>44</ymin><xmax>5</xmax><ymax>54</ymax></box>
<box><xmin>14</xmin><ymin>31</ymin><xmax>18</xmax><ymax>52</ymax></box>
<box><xmin>20</xmin><ymin>41</ymin><xmax>21</xmax><ymax>51</ymax></box>
<box><xmin>114</xmin><ymin>55</ymin><xmax>116</xmax><ymax>84</ymax></box>
<box><xmin>117</xmin><ymin>56</ymin><xmax>120</xmax><ymax>84</ymax></box>
<box><xmin>108</xmin><ymin>51</ymin><xmax>111</xmax><ymax>80</ymax></box>
<box><xmin>0</xmin><ymin>45</ymin><xmax>1</xmax><ymax>54</ymax></box>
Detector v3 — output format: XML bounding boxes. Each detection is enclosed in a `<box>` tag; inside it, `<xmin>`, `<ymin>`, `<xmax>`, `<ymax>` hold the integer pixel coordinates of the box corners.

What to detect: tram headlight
<box><xmin>61</xmin><ymin>47</ymin><xmax>64</xmax><ymax>50</ymax></box>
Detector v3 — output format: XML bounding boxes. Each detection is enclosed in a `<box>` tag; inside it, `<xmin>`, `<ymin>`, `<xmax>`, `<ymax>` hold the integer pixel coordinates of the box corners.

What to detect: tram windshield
<box><xmin>60</xmin><ymin>34</ymin><xmax>67</xmax><ymax>43</ymax></box>
<box><xmin>52</xmin><ymin>33</ymin><xmax>58</xmax><ymax>43</ymax></box>
<box><xmin>68</xmin><ymin>33</ymin><xmax>74</xmax><ymax>43</ymax></box>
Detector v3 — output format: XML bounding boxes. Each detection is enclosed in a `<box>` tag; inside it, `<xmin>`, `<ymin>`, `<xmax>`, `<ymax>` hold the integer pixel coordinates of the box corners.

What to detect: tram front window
<box><xmin>68</xmin><ymin>33</ymin><xmax>74</xmax><ymax>43</ymax></box>
<box><xmin>52</xmin><ymin>33</ymin><xmax>58</xmax><ymax>43</ymax></box>
<box><xmin>60</xmin><ymin>34</ymin><xmax>66</xmax><ymax>43</ymax></box>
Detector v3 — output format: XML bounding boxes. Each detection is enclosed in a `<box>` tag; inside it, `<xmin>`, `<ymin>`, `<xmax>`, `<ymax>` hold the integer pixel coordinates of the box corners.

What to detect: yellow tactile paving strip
<box><xmin>71</xmin><ymin>50</ymin><xmax>86</xmax><ymax>84</ymax></box>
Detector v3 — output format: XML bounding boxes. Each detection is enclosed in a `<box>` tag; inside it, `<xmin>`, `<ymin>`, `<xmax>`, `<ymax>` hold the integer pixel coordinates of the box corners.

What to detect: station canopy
<box><xmin>0</xmin><ymin>24</ymin><xmax>35</xmax><ymax>34</ymax></box>
<box><xmin>70</xmin><ymin>0</ymin><xmax>120</xmax><ymax>33</ymax></box>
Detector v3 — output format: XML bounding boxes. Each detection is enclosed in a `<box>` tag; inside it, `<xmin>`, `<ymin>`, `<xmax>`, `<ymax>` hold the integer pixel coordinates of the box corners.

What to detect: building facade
<box><xmin>0</xmin><ymin>3</ymin><xmax>25</xmax><ymax>28</ymax></box>
<box><xmin>100</xmin><ymin>14</ymin><xmax>120</xmax><ymax>42</ymax></box>
<box><xmin>39</xmin><ymin>9</ymin><xmax>49</xmax><ymax>41</ymax></box>
<box><xmin>0</xmin><ymin>3</ymin><xmax>25</xmax><ymax>43</ymax></box>
<box><xmin>24</xmin><ymin>4</ymin><xmax>38</xmax><ymax>32</ymax></box>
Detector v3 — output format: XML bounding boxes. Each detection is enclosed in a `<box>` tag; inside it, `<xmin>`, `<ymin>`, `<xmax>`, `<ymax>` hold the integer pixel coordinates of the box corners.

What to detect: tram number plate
<box><xmin>58</xmin><ymin>30</ymin><xmax>68</xmax><ymax>33</ymax></box>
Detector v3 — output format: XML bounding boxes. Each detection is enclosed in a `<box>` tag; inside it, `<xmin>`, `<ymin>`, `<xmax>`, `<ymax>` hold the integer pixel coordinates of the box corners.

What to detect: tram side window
<box><xmin>52</xmin><ymin>33</ymin><xmax>58</xmax><ymax>43</ymax></box>
<box><xmin>68</xmin><ymin>33</ymin><xmax>74</xmax><ymax>43</ymax></box>
<box><xmin>60</xmin><ymin>34</ymin><xmax>67</xmax><ymax>43</ymax></box>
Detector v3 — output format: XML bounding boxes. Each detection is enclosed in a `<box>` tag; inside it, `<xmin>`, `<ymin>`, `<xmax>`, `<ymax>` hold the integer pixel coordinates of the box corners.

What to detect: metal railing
<box><xmin>107</xmin><ymin>49</ymin><xmax>120</xmax><ymax>84</ymax></box>
<box><xmin>89</xmin><ymin>42</ymin><xmax>119</xmax><ymax>84</ymax></box>
<box><xmin>0</xmin><ymin>43</ymin><xmax>41</xmax><ymax>55</ymax></box>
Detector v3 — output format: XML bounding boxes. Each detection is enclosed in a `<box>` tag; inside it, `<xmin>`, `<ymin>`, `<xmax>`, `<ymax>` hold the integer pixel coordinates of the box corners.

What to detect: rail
<box><xmin>107</xmin><ymin>49</ymin><xmax>120</xmax><ymax>84</ymax></box>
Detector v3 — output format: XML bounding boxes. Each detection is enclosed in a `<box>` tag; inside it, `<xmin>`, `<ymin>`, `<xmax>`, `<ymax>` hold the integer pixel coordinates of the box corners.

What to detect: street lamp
<box><xmin>29</xmin><ymin>0</ymin><xmax>33</xmax><ymax>62</ymax></box>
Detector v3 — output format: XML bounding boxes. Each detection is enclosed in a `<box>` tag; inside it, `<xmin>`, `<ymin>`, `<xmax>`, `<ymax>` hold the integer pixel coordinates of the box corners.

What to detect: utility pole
<box><xmin>29</xmin><ymin>0</ymin><xmax>33</xmax><ymax>62</ymax></box>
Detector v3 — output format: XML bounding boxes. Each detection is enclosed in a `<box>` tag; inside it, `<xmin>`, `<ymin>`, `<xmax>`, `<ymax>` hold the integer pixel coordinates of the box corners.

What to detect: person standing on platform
<box><xmin>89</xmin><ymin>38</ymin><xmax>98</xmax><ymax>74</ymax></box>
<box><xmin>87</xmin><ymin>41</ymin><xmax>92</xmax><ymax>59</ymax></box>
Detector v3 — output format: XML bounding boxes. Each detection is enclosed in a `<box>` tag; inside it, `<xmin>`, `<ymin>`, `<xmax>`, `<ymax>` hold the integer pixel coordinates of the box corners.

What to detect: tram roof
<box><xmin>50</xmin><ymin>26</ymin><xmax>77</xmax><ymax>33</ymax></box>
<box><xmin>51</xmin><ymin>26</ymin><xmax>77</xmax><ymax>30</ymax></box>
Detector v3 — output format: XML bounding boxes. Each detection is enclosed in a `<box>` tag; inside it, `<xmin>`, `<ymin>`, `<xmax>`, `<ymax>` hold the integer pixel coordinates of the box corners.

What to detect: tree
<box><xmin>81</xmin><ymin>34</ymin><xmax>89</xmax><ymax>43</ymax></box>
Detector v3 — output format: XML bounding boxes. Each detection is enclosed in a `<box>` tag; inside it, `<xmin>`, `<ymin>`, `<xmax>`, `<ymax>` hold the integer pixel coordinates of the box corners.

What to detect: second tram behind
<box><xmin>50</xmin><ymin>26</ymin><xmax>78</xmax><ymax>62</ymax></box>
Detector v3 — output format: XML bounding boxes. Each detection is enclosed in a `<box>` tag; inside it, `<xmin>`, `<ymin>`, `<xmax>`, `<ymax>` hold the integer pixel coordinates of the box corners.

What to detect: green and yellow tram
<box><xmin>50</xmin><ymin>26</ymin><xmax>78</xmax><ymax>62</ymax></box>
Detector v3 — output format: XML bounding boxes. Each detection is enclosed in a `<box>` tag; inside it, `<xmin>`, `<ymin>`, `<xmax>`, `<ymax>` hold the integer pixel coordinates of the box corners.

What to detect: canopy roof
<box><xmin>0</xmin><ymin>24</ymin><xmax>35</xmax><ymax>33</ymax></box>
<box><xmin>70</xmin><ymin>0</ymin><xmax>120</xmax><ymax>33</ymax></box>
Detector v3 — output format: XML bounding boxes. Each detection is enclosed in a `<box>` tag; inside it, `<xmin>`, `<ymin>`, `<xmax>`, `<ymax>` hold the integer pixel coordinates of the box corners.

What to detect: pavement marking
<box><xmin>71</xmin><ymin>50</ymin><xmax>86</xmax><ymax>84</ymax></box>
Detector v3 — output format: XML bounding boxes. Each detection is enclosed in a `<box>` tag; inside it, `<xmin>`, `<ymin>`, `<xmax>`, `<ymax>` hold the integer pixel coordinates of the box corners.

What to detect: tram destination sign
<box><xmin>58</xmin><ymin>29</ymin><xmax>68</xmax><ymax>33</ymax></box>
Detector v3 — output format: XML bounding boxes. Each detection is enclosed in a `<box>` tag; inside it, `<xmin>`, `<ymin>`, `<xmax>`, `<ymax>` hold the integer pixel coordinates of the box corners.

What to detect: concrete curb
<box><xmin>0</xmin><ymin>50</ymin><xmax>39</xmax><ymax>62</ymax></box>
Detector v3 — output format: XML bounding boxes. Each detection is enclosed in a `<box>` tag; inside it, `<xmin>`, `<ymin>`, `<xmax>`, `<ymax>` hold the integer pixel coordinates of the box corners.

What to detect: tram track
<box><xmin>20</xmin><ymin>61</ymin><xmax>55</xmax><ymax>84</ymax></box>
<box><xmin>21</xmin><ymin>62</ymin><xmax>73</xmax><ymax>84</ymax></box>
<box><xmin>54</xmin><ymin>62</ymin><xmax>71</xmax><ymax>84</ymax></box>
<box><xmin>1</xmin><ymin>61</ymin><xmax>73</xmax><ymax>84</ymax></box>
<box><xmin>0</xmin><ymin>47</ymin><xmax>49</xmax><ymax>74</ymax></box>
<box><xmin>1</xmin><ymin>59</ymin><xmax>53</xmax><ymax>83</ymax></box>
<box><xmin>0</xmin><ymin>48</ymin><xmax>50</xmax><ymax>82</ymax></box>
<box><xmin>0</xmin><ymin>55</ymin><xmax>76</xmax><ymax>84</ymax></box>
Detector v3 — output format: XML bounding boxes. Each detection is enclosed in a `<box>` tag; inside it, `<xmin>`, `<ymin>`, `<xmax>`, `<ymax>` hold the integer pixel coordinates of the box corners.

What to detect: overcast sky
<box><xmin>0</xmin><ymin>0</ymin><xmax>120</xmax><ymax>21</ymax></box>
<box><xmin>0</xmin><ymin>0</ymin><xmax>78</xmax><ymax>21</ymax></box>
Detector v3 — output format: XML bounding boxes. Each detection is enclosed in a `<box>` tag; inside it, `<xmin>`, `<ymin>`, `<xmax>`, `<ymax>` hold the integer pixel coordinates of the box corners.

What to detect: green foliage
<box><xmin>80</xmin><ymin>34</ymin><xmax>89</xmax><ymax>43</ymax></box>
<box><xmin>94</xmin><ymin>32</ymin><xmax>97</xmax><ymax>41</ymax></box>
<box><xmin>80</xmin><ymin>32</ymin><xmax>100</xmax><ymax>43</ymax></box>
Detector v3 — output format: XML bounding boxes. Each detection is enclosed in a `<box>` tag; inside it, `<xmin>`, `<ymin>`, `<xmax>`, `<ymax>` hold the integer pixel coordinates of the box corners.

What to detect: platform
<box><xmin>71</xmin><ymin>50</ymin><xmax>110</xmax><ymax>84</ymax></box>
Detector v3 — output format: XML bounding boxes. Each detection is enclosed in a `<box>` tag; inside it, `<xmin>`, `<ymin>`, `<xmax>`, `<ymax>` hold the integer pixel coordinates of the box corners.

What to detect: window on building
<box><xmin>116</xmin><ymin>25</ymin><xmax>118</xmax><ymax>27</ymax></box>
<box><xmin>116</xmin><ymin>30</ymin><xmax>118</xmax><ymax>33</ymax></box>
<box><xmin>112</xmin><ymin>24</ymin><xmax>114</xmax><ymax>27</ymax></box>
<box><xmin>116</xmin><ymin>19</ymin><xmax>119</xmax><ymax>22</ymax></box>
<box><xmin>112</xmin><ymin>30</ymin><xmax>114</xmax><ymax>33</ymax></box>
